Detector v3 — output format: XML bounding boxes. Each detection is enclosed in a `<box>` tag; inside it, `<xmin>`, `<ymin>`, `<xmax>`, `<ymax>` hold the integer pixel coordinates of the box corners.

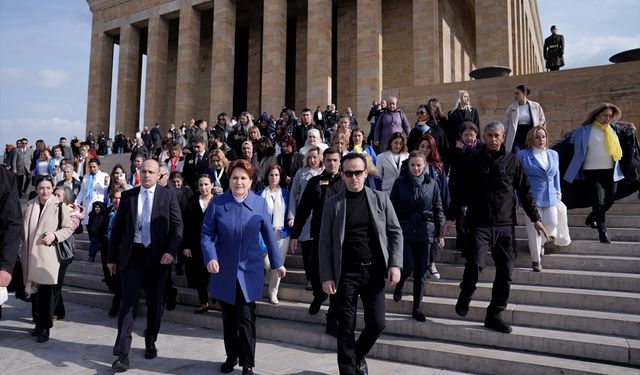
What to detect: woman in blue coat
<box><xmin>517</xmin><ymin>126</ymin><xmax>561</xmax><ymax>271</ymax></box>
<box><xmin>201</xmin><ymin>159</ymin><xmax>286</xmax><ymax>375</ymax></box>
<box><xmin>564</xmin><ymin>103</ymin><xmax>625</xmax><ymax>243</ymax></box>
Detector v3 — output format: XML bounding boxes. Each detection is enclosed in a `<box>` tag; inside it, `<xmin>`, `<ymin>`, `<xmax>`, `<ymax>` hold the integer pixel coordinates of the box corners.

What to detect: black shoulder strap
<box><xmin>57</xmin><ymin>202</ymin><xmax>63</xmax><ymax>231</ymax></box>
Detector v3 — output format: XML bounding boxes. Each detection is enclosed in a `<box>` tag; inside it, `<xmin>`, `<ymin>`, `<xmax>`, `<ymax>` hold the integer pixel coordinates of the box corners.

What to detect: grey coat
<box><xmin>318</xmin><ymin>187</ymin><xmax>403</xmax><ymax>284</ymax></box>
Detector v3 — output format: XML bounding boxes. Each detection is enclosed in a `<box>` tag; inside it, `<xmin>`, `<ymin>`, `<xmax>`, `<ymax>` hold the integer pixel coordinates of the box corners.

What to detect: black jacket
<box><xmin>277</xmin><ymin>152</ymin><xmax>304</xmax><ymax>189</ymax></box>
<box><xmin>447</xmin><ymin>144</ymin><xmax>540</xmax><ymax>227</ymax></box>
<box><xmin>446</xmin><ymin>108</ymin><xmax>480</xmax><ymax>147</ymax></box>
<box><xmin>291</xmin><ymin>171</ymin><xmax>344</xmax><ymax>240</ymax></box>
<box><xmin>390</xmin><ymin>173</ymin><xmax>444</xmax><ymax>243</ymax></box>
<box><xmin>0</xmin><ymin>168</ymin><xmax>22</xmax><ymax>273</ymax></box>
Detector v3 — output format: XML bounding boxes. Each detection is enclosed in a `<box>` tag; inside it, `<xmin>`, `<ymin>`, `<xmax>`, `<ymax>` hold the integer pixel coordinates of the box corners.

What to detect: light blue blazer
<box><xmin>517</xmin><ymin>148</ymin><xmax>561</xmax><ymax>208</ymax></box>
<box><xmin>201</xmin><ymin>190</ymin><xmax>283</xmax><ymax>304</ymax></box>
<box><xmin>564</xmin><ymin>124</ymin><xmax>624</xmax><ymax>183</ymax></box>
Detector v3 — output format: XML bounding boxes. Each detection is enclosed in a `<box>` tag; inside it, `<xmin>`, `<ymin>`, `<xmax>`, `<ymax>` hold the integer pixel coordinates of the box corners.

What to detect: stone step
<box><xmin>516</xmin><ymin>213</ymin><xmax>640</xmax><ymax>228</ymax></box>
<box><xmin>60</xmin><ymin>286</ymin><xmax>640</xmax><ymax>374</ymax></box>
<box><xmin>63</xmin><ymin>265</ymin><xmax>640</xmax><ymax>339</ymax></box>
<box><xmin>570</xmin><ymin>204</ymin><xmax>640</xmax><ymax>215</ymax></box>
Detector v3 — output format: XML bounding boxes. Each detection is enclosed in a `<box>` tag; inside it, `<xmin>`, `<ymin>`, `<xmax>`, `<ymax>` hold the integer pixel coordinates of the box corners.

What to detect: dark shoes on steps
<box><xmin>455</xmin><ymin>293</ymin><xmax>471</xmax><ymax>317</ymax></box>
<box><xmin>220</xmin><ymin>358</ymin><xmax>238</xmax><ymax>373</ymax></box>
<box><xmin>112</xmin><ymin>354</ymin><xmax>129</xmax><ymax>372</ymax></box>
<box><xmin>484</xmin><ymin>315</ymin><xmax>513</xmax><ymax>334</ymax></box>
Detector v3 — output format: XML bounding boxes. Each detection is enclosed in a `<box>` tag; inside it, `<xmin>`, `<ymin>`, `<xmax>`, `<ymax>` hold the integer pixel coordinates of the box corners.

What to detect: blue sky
<box><xmin>1</xmin><ymin>0</ymin><xmax>639</xmax><ymax>149</ymax></box>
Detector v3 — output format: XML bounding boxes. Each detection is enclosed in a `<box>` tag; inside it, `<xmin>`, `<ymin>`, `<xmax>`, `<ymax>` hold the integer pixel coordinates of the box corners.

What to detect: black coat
<box><xmin>390</xmin><ymin>173</ymin><xmax>444</xmax><ymax>243</ymax></box>
<box><xmin>0</xmin><ymin>168</ymin><xmax>22</xmax><ymax>274</ymax></box>
<box><xmin>447</xmin><ymin>144</ymin><xmax>540</xmax><ymax>227</ymax></box>
<box><xmin>180</xmin><ymin>195</ymin><xmax>210</xmax><ymax>289</ymax></box>
<box><xmin>544</xmin><ymin>34</ymin><xmax>564</xmax><ymax>69</ymax></box>
<box><xmin>277</xmin><ymin>152</ymin><xmax>304</xmax><ymax>189</ymax></box>
<box><xmin>551</xmin><ymin>121</ymin><xmax>640</xmax><ymax>209</ymax></box>
<box><xmin>291</xmin><ymin>171</ymin><xmax>345</xmax><ymax>240</ymax></box>
<box><xmin>445</xmin><ymin>108</ymin><xmax>480</xmax><ymax>148</ymax></box>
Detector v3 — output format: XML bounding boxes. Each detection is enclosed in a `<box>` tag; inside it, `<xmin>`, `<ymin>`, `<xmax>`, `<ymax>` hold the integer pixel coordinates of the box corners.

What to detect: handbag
<box><xmin>55</xmin><ymin>203</ymin><xmax>74</xmax><ymax>262</ymax></box>
<box><xmin>554</xmin><ymin>200</ymin><xmax>571</xmax><ymax>247</ymax></box>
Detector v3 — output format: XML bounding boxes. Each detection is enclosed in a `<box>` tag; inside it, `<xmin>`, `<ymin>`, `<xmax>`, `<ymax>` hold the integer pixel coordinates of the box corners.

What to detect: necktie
<box><xmin>141</xmin><ymin>190</ymin><xmax>152</xmax><ymax>247</ymax></box>
<box><xmin>196</xmin><ymin>154</ymin><xmax>202</xmax><ymax>164</ymax></box>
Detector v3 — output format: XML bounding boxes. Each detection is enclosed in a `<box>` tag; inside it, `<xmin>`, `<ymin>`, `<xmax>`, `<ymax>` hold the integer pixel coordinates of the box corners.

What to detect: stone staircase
<box><xmin>61</xmin><ymin>187</ymin><xmax>640</xmax><ymax>374</ymax></box>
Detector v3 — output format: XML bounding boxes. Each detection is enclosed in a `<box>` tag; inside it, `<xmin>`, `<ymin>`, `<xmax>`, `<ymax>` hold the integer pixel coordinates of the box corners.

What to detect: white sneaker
<box><xmin>269</xmin><ymin>295</ymin><xmax>279</xmax><ymax>305</ymax></box>
<box><xmin>427</xmin><ymin>263</ymin><xmax>440</xmax><ymax>280</ymax></box>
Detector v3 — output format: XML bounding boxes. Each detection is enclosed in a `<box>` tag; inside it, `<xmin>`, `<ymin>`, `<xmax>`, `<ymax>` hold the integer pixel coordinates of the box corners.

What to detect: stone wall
<box><xmin>382</xmin><ymin>61</ymin><xmax>640</xmax><ymax>142</ymax></box>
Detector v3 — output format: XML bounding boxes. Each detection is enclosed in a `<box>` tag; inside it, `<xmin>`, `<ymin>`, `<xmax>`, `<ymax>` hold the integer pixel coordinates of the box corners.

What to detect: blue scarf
<box><xmin>415</xmin><ymin>123</ymin><xmax>430</xmax><ymax>134</ymax></box>
<box><xmin>86</xmin><ymin>173</ymin><xmax>95</xmax><ymax>199</ymax></box>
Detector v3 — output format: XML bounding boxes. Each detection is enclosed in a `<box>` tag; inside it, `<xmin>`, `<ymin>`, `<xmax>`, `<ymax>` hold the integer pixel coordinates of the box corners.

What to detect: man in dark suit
<box><xmin>11</xmin><ymin>138</ymin><xmax>32</xmax><ymax>197</ymax></box>
<box><xmin>129</xmin><ymin>138</ymin><xmax>149</xmax><ymax>175</ymax></box>
<box><xmin>318</xmin><ymin>153</ymin><xmax>403</xmax><ymax>375</ymax></box>
<box><xmin>107</xmin><ymin>159</ymin><xmax>183</xmax><ymax>372</ymax></box>
<box><xmin>544</xmin><ymin>25</ymin><xmax>564</xmax><ymax>71</ymax></box>
<box><xmin>182</xmin><ymin>135</ymin><xmax>210</xmax><ymax>191</ymax></box>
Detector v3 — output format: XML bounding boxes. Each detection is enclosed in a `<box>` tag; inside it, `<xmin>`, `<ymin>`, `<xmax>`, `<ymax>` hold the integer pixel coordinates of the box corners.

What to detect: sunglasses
<box><xmin>417</xmin><ymin>111</ymin><xmax>426</xmax><ymax>115</ymax></box>
<box><xmin>343</xmin><ymin>170</ymin><xmax>365</xmax><ymax>178</ymax></box>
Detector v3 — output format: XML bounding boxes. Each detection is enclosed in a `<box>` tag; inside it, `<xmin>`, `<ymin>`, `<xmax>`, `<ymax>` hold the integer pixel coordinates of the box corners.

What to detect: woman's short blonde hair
<box><xmin>525</xmin><ymin>126</ymin><xmax>548</xmax><ymax>149</ymax></box>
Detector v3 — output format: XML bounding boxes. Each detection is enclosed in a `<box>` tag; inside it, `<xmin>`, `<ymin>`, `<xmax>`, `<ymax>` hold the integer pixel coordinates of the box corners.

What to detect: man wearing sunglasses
<box><xmin>318</xmin><ymin>153</ymin><xmax>403</xmax><ymax>375</ymax></box>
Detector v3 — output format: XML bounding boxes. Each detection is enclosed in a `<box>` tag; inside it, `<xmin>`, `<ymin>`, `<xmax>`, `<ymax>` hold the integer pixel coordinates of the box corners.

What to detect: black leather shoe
<box><xmin>166</xmin><ymin>288</ymin><xmax>178</xmax><ymax>311</ymax></box>
<box><xmin>585</xmin><ymin>213</ymin><xmax>597</xmax><ymax>229</ymax></box>
<box><xmin>144</xmin><ymin>338</ymin><xmax>157</xmax><ymax>359</ymax></box>
<box><xmin>31</xmin><ymin>327</ymin><xmax>42</xmax><ymax>337</ymax></box>
<box><xmin>412</xmin><ymin>309</ymin><xmax>426</xmax><ymax>322</ymax></box>
<box><xmin>36</xmin><ymin>328</ymin><xmax>49</xmax><ymax>343</ymax></box>
<box><xmin>455</xmin><ymin>293</ymin><xmax>471</xmax><ymax>317</ymax></box>
<box><xmin>325</xmin><ymin>322</ymin><xmax>337</xmax><ymax>337</ymax></box>
<box><xmin>220</xmin><ymin>358</ymin><xmax>238</xmax><ymax>373</ymax></box>
<box><xmin>356</xmin><ymin>357</ymin><xmax>368</xmax><ymax>375</ymax></box>
<box><xmin>392</xmin><ymin>286</ymin><xmax>402</xmax><ymax>302</ymax></box>
<box><xmin>112</xmin><ymin>354</ymin><xmax>129</xmax><ymax>372</ymax></box>
<box><xmin>484</xmin><ymin>316</ymin><xmax>513</xmax><ymax>334</ymax></box>
<box><xmin>599</xmin><ymin>232</ymin><xmax>611</xmax><ymax>244</ymax></box>
<box><xmin>308</xmin><ymin>295</ymin><xmax>327</xmax><ymax>315</ymax></box>
<box><xmin>242</xmin><ymin>367</ymin><xmax>254</xmax><ymax>375</ymax></box>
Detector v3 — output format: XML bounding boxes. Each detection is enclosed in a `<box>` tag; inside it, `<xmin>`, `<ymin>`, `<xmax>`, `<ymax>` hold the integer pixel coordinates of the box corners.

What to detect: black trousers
<box><xmin>219</xmin><ymin>281</ymin><xmax>256</xmax><ymax>367</ymax></box>
<box><xmin>114</xmin><ymin>244</ymin><xmax>169</xmax><ymax>356</ymax></box>
<box><xmin>310</xmin><ymin>239</ymin><xmax>337</xmax><ymax>327</ymax></box>
<box><xmin>336</xmin><ymin>263</ymin><xmax>386</xmax><ymax>375</ymax></box>
<box><xmin>32</xmin><ymin>261</ymin><xmax>70</xmax><ymax>328</ymax></box>
<box><xmin>583</xmin><ymin>169</ymin><xmax>617</xmax><ymax>230</ymax></box>
<box><xmin>460</xmin><ymin>226</ymin><xmax>516</xmax><ymax>317</ymax></box>
<box><xmin>396</xmin><ymin>241</ymin><xmax>430</xmax><ymax>311</ymax></box>
<box><xmin>300</xmin><ymin>240</ymin><xmax>313</xmax><ymax>281</ymax></box>
<box><xmin>16</xmin><ymin>174</ymin><xmax>30</xmax><ymax>196</ymax></box>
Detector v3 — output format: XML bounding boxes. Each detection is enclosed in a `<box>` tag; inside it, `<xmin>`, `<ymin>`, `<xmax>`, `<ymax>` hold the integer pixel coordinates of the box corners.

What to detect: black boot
<box><xmin>598</xmin><ymin>222</ymin><xmax>611</xmax><ymax>244</ymax></box>
<box><xmin>584</xmin><ymin>212</ymin><xmax>597</xmax><ymax>229</ymax></box>
<box><xmin>144</xmin><ymin>336</ymin><xmax>158</xmax><ymax>359</ymax></box>
<box><xmin>36</xmin><ymin>328</ymin><xmax>50</xmax><ymax>343</ymax></box>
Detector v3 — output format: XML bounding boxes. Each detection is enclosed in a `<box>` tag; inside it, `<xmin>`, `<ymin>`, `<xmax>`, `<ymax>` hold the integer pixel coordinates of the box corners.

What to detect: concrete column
<box><xmin>412</xmin><ymin>0</ymin><xmax>440</xmax><ymax>86</ymax></box>
<box><xmin>475</xmin><ymin>0</ymin><xmax>512</xmax><ymax>70</ymax></box>
<box><xmin>115</xmin><ymin>24</ymin><xmax>141</xmax><ymax>137</ymax></box>
<box><xmin>86</xmin><ymin>28</ymin><xmax>114</xmax><ymax>137</ymax></box>
<box><xmin>355</xmin><ymin>0</ymin><xmax>382</xmax><ymax>127</ymax></box>
<box><xmin>441</xmin><ymin>20</ymin><xmax>451</xmax><ymax>83</ymax></box>
<box><xmin>261</xmin><ymin>0</ymin><xmax>287</xmax><ymax>116</ymax></box>
<box><xmin>210</xmin><ymin>0</ymin><xmax>236</xmax><ymax>117</ymax></box>
<box><xmin>144</xmin><ymin>16</ymin><xmax>169</xmax><ymax>130</ymax></box>
<box><xmin>175</xmin><ymin>5</ymin><xmax>201</xmax><ymax>126</ymax></box>
<box><xmin>247</xmin><ymin>23</ymin><xmax>262</xmax><ymax>115</ymax></box>
<box><xmin>306</xmin><ymin>0</ymin><xmax>332</xmax><ymax>109</ymax></box>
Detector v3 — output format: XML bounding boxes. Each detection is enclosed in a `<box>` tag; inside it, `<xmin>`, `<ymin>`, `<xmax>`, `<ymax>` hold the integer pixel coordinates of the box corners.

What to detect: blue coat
<box><xmin>201</xmin><ymin>190</ymin><xmax>283</xmax><ymax>304</ymax></box>
<box><xmin>517</xmin><ymin>149</ymin><xmax>561</xmax><ymax>208</ymax></box>
<box><xmin>256</xmin><ymin>187</ymin><xmax>292</xmax><ymax>238</ymax></box>
<box><xmin>564</xmin><ymin>124</ymin><xmax>625</xmax><ymax>183</ymax></box>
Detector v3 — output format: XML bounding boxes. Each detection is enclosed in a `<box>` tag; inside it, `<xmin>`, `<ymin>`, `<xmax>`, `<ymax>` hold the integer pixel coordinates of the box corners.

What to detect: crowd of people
<box><xmin>1</xmin><ymin>91</ymin><xmax>638</xmax><ymax>375</ymax></box>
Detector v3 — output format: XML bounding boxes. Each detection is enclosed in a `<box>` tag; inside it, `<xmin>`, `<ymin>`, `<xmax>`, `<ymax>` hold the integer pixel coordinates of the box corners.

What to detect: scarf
<box><xmin>592</xmin><ymin>121</ymin><xmax>622</xmax><ymax>161</ymax></box>
<box><xmin>415</xmin><ymin>122</ymin><xmax>430</xmax><ymax>134</ymax></box>
<box><xmin>410</xmin><ymin>173</ymin><xmax>425</xmax><ymax>201</ymax></box>
<box><xmin>86</xmin><ymin>172</ymin><xmax>95</xmax><ymax>199</ymax></box>
<box><xmin>262</xmin><ymin>188</ymin><xmax>285</xmax><ymax>229</ymax></box>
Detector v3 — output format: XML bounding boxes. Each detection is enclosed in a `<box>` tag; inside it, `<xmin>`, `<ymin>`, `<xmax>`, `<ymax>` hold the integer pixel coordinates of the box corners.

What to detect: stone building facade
<box><xmin>85</xmin><ymin>0</ymin><xmax>545</xmax><ymax>137</ymax></box>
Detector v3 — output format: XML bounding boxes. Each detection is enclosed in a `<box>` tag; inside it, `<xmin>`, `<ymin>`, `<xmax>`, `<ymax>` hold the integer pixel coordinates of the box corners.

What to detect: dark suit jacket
<box><xmin>108</xmin><ymin>185</ymin><xmax>183</xmax><ymax>271</ymax></box>
<box><xmin>318</xmin><ymin>187</ymin><xmax>403</xmax><ymax>284</ymax></box>
<box><xmin>182</xmin><ymin>149</ymin><xmax>211</xmax><ymax>191</ymax></box>
<box><xmin>0</xmin><ymin>168</ymin><xmax>23</xmax><ymax>273</ymax></box>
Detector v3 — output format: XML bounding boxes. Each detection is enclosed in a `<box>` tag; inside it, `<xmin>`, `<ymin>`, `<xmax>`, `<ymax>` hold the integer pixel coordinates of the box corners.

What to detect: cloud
<box><xmin>36</xmin><ymin>68</ymin><xmax>68</xmax><ymax>88</ymax></box>
<box><xmin>564</xmin><ymin>35</ymin><xmax>640</xmax><ymax>68</ymax></box>
<box><xmin>0</xmin><ymin>117</ymin><xmax>85</xmax><ymax>147</ymax></box>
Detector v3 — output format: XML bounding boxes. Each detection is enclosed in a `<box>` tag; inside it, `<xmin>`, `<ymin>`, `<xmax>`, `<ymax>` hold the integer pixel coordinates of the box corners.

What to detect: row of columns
<box><xmin>86</xmin><ymin>0</ymin><xmax>469</xmax><ymax>136</ymax></box>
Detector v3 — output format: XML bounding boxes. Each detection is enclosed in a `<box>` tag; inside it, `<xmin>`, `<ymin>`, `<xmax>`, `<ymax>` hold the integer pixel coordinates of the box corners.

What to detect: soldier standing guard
<box><xmin>544</xmin><ymin>25</ymin><xmax>564</xmax><ymax>71</ymax></box>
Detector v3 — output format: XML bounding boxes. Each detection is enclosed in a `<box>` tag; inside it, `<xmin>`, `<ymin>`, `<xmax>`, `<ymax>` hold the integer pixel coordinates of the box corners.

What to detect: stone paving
<box><xmin>0</xmin><ymin>299</ymin><xmax>464</xmax><ymax>375</ymax></box>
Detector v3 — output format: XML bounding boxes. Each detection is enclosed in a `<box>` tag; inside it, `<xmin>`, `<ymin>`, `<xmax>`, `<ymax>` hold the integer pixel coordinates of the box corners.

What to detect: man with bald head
<box><xmin>107</xmin><ymin>159</ymin><xmax>183</xmax><ymax>372</ymax></box>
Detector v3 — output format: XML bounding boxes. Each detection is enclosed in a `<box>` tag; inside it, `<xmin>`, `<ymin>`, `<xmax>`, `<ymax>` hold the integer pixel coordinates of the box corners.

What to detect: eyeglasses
<box><xmin>343</xmin><ymin>170</ymin><xmax>365</xmax><ymax>178</ymax></box>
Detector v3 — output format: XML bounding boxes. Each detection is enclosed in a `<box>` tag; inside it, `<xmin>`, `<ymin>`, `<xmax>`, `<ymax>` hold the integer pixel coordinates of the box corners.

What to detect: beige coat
<box><xmin>502</xmin><ymin>100</ymin><xmax>546</xmax><ymax>152</ymax></box>
<box><xmin>22</xmin><ymin>196</ymin><xmax>73</xmax><ymax>292</ymax></box>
